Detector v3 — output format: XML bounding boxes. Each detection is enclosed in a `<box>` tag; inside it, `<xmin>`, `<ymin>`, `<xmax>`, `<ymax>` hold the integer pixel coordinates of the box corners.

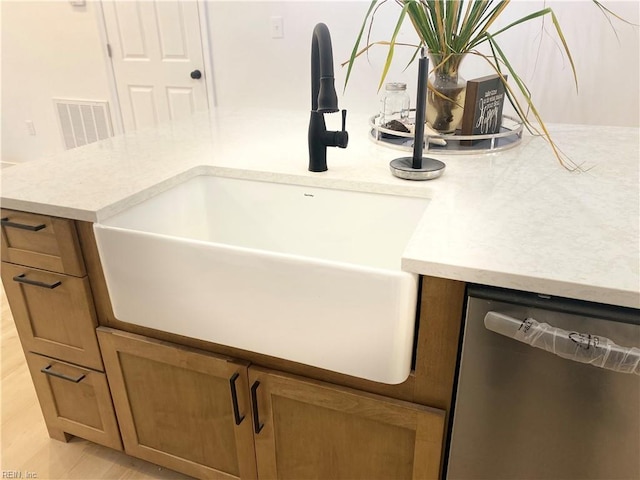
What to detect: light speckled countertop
<box><xmin>2</xmin><ymin>108</ymin><xmax>638</xmax><ymax>308</ymax></box>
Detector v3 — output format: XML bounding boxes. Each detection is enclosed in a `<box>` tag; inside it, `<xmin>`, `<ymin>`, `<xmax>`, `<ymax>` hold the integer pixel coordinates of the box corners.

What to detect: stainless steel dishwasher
<box><xmin>447</xmin><ymin>285</ymin><xmax>640</xmax><ymax>480</ymax></box>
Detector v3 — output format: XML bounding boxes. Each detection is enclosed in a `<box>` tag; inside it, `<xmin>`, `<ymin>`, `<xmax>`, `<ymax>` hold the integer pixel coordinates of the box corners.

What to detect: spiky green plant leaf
<box><xmin>343</xmin><ymin>0</ymin><xmax>633</xmax><ymax>169</ymax></box>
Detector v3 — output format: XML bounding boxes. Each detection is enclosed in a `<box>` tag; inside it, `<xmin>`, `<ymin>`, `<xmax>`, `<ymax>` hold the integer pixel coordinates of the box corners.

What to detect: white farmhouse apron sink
<box><xmin>94</xmin><ymin>175</ymin><xmax>429</xmax><ymax>384</ymax></box>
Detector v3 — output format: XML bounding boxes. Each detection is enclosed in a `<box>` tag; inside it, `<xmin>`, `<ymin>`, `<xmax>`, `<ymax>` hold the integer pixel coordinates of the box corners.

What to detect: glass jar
<box><xmin>379</xmin><ymin>82</ymin><xmax>410</xmax><ymax>128</ymax></box>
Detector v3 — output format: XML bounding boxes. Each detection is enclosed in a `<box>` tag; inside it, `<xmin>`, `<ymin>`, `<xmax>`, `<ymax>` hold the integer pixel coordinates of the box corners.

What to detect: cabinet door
<box><xmin>97</xmin><ymin>328</ymin><xmax>257</xmax><ymax>480</ymax></box>
<box><xmin>249</xmin><ymin>367</ymin><xmax>446</xmax><ymax>480</ymax></box>
<box><xmin>25</xmin><ymin>352</ymin><xmax>122</xmax><ymax>450</ymax></box>
<box><xmin>1</xmin><ymin>262</ymin><xmax>103</xmax><ymax>370</ymax></box>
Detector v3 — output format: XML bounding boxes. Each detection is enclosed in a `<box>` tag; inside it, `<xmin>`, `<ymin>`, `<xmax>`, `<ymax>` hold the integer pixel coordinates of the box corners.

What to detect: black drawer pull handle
<box><xmin>250</xmin><ymin>380</ymin><xmax>264</xmax><ymax>434</ymax></box>
<box><xmin>13</xmin><ymin>274</ymin><xmax>61</xmax><ymax>289</ymax></box>
<box><xmin>41</xmin><ymin>365</ymin><xmax>86</xmax><ymax>383</ymax></box>
<box><xmin>1</xmin><ymin>217</ymin><xmax>46</xmax><ymax>231</ymax></box>
<box><xmin>229</xmin><ymin>372</ymin><xmax>245</xmax><ymax>426</ymax></box>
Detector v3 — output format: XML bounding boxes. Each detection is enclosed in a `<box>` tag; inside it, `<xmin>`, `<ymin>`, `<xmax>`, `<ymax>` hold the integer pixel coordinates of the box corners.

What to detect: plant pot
<box><xmin>426</xmin><ymin>53</ymin><xmax>467</xmax><ymax>133</ymax></box>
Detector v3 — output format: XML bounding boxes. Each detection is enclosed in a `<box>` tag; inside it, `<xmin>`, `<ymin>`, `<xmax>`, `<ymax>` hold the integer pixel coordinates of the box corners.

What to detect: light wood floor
<box><xmin>0</xmin><ymin>285</ymin><xmax>192</xmax><ymax>479</ymax></box>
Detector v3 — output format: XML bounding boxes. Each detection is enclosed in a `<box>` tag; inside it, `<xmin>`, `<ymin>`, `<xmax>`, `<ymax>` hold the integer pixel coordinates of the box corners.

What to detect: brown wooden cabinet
<box><xmin>98</xmin><ymin>328</ymin><xmax>447</xmax><ymax>480</ymax></box>
<box><xmin>3</xmin><ymin>211</ymin><xmax>466</xmax><ymax>480</ymax></box>
<box><xmin>250</xmin><ymin>367</ymin><xmax>445</xmax><ymax>480</ymax></box>
<box><xmin>1</xmin><ymin>211</ymin><xmax>120</xmax><ymax>450</ymax></box>
<box><xmin>98</xmin><ymin>328</ymin><xmax>258</xmax><ymax>480</ymax></box>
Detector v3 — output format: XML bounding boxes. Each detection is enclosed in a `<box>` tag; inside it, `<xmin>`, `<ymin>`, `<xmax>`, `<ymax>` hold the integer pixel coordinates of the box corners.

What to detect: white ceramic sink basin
<box><xmin>94</xmin><ymin>175</ymin><xmax>429</xmax><ymax>384</ymax></box>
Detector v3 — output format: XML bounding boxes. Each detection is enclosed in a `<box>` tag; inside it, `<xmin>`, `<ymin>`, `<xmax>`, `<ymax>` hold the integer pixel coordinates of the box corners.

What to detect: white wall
<box><xmin>1</xmin><ymin>0</ymin><xmax>111</xmax><ymax>164</ymax></box>
<box><xmin>206</xmin><ymin>0</ymin><xmax>639</xmax><ymax>127</ymax></box>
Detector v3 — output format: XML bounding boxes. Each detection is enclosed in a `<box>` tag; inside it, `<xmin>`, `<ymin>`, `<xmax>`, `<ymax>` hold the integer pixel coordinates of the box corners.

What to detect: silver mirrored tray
<box><xmin>369</xmin><ymin>112</ymin><xmax>524</xmax><ymax>154</ymax></box>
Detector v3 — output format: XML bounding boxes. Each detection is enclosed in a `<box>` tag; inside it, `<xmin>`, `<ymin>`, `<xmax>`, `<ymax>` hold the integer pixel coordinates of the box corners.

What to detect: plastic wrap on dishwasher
<box><xmin>484</xmin><ymin>311</ymin><xmax>640</xmax><ymax>375</ymax></box>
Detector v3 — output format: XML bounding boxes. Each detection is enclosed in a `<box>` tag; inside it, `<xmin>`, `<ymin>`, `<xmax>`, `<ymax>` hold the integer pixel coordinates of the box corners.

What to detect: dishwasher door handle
<box><xmin>484</xmin><ymin>311</ymin><xmax>640</xmax><ymax>375</ymax></box>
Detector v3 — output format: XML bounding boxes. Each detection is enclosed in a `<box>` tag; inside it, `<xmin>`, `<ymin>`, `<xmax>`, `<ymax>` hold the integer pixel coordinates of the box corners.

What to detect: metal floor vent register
<box><xmin>54</xmin><ymin>99</ymin><xmax>113</xmax><ymax>150</ymax></box>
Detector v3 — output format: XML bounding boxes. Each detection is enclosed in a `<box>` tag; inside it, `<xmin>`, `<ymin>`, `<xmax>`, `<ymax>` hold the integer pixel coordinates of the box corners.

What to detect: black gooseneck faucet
<box><xmin>308</xmin><ymin>23</ymin><xmax>348</xmax><ymax>172</ymax></box>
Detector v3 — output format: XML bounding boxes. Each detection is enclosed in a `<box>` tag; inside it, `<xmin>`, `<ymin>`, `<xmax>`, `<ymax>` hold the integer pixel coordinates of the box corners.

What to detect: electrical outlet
<box><xmin>270</xmin><ymin>16</ymin><xmax>284</xmax><ymax>39</ymax></box>
<box><xmin>26</xmin><ymin>120</ymin><xmax>36</xmax><ymax>136</ymax></box>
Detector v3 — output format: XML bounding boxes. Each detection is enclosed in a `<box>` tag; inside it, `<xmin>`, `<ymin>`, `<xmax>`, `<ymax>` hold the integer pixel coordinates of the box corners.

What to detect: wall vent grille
<box><xmin>53</xmin><ymin>99</ymin><xmax>113</xmax><ymax>150</ymax></box>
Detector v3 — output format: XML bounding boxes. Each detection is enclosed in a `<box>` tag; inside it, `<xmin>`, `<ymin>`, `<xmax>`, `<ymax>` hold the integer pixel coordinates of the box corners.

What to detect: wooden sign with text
<box><xmin>461</xmin><ymin>74</ymin><xmax>507</xmax><ymax>138</ymax></box>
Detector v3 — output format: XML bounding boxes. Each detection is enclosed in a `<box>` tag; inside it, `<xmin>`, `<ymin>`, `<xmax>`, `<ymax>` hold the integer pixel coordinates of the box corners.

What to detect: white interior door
<box><xmin>101</xmin><ymin>0</ymin><xmax>209</xmax><ymax>132</ymax></box>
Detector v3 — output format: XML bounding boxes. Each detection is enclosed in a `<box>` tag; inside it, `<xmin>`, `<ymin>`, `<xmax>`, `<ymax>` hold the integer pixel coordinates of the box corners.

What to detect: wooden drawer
<box><xmin>1</xmin><ymin>209</ymin><xmax>86</xmax><ymax>276</ymax></box>
<box><xmin>25</xmin><ymin>352</ymin><xmax>122</xmax><ymax>451</ymax></box>
<box><xmin>1</xmin><ymin>262</ymin><xmax>103</xmax><ymax>370</ymax></box>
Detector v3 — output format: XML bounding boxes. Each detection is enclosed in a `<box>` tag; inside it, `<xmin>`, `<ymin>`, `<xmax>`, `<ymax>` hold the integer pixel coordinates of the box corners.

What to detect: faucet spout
<box><xmin>311</xmin><ymin>23</ymin><xmax>338</xmax><ymax>113</ymax></box>
<box><xmin>308</xmin><ymin>23</ymin><xmax>348</xmax><ymax>172</ymax></box>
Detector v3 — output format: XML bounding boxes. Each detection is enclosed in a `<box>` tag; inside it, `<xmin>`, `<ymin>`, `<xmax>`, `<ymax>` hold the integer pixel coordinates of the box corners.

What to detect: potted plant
<box><xmin>345</xmin><ymin>0</ymin><xmax>633</xmax><ymax>169</ymax></box>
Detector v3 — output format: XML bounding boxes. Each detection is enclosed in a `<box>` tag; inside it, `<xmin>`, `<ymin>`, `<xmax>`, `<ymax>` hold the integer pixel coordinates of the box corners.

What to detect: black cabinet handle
<box><xmin>229</xmin><ymin>372</ymin><xmax>245</xmax><ymax>426</ymax></box>
<box><xmin>190</xmin><ymin>69</ymin><xmax>202</xmax><ymax>79</ymax></box>
<box><xmin>13</xmin><ymin>274</ymin><xmax>61</xmax><ymax>289</ymax></box>
<box><xmin>1</xmin><ymin>217</ymin><xmax>46</xmax><ymax>231</ymax></box>
<box><xmin>41</xmin><ymin>365</ymin><xmax>86</xmax><ymax>383</ymax></box>
<box><xmin>250</xmin><ymin>380</ymin><xmax>264</xmax><ymax>434</ymax></box>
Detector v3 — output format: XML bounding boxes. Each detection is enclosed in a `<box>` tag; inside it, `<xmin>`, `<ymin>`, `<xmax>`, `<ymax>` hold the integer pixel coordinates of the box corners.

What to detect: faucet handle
<box><xmin>335</xmin><ymin>109</ymin><xmax>349</xmax><ymax>149</ymax></box>
<box><xmin>321</xmin><ymin>109</ymin><xmax>349</xmax><ymax>150</ymax></box>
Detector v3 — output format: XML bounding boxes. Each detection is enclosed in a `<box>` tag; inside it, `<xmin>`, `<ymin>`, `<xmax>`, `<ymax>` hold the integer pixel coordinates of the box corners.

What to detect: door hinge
<box><xmin>106</xmin><ymin>43</ymin><xmax>112</xmax><ymax>58</ymax></box>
